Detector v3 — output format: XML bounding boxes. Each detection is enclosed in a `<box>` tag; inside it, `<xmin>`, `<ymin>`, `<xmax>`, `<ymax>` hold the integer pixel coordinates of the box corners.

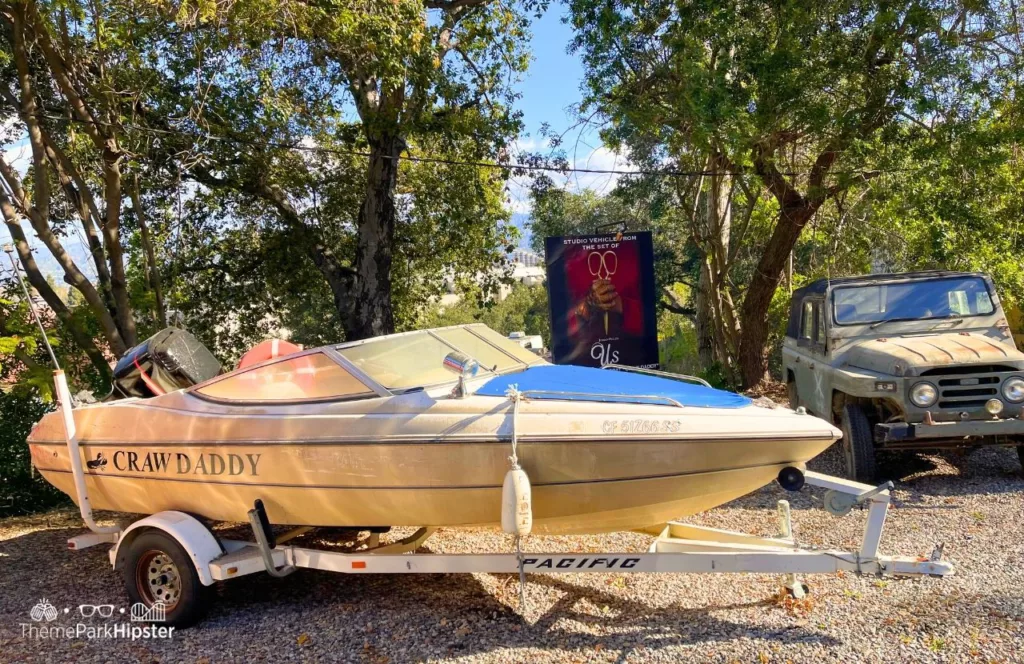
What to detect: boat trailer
<box><xmin>68</xmin><ymin>466</ymin><xmax>952</xmax><ymax>625</ymax></box>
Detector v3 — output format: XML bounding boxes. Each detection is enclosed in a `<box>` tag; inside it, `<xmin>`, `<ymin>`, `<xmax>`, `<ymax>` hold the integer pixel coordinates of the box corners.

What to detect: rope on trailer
<box><xmin>504</xmin><ymin>384</ymin><xmax>528</xmax><ymax>613</ymax></box>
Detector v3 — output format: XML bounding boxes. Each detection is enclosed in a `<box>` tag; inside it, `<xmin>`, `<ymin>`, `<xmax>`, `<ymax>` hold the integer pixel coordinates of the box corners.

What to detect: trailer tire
<box><xmin>840</xmin><ymin>403</ymin><xmax>877</xmax><ymax>482</ymax></box>
<box><xmin>122</xmin><ymin>530</ymin><xmax>211</xmax><ymax>628</ymax></box>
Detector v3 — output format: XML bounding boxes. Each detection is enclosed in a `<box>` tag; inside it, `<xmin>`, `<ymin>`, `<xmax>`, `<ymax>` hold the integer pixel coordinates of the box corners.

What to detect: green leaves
<box><xmin>566</xmin><ymin>0</ymin><xmax>1023</xmax><ymax>384</ymax></box>
<box><xmin>0</xmin><ymin>389</ymin><xmax>62</xmax><ymax>517</ymax></box>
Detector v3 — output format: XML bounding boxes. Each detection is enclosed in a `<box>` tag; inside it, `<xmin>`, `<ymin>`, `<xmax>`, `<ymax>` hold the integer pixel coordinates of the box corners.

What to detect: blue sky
<box><xmin>516</xmin><ymin>7</ymin><xmax>585</xmax><ymax>144</ymax></box>
<box><xmin>505</xmin><ymin>5</ymin><xmax>631</xmax><ymax>219</ymax></box>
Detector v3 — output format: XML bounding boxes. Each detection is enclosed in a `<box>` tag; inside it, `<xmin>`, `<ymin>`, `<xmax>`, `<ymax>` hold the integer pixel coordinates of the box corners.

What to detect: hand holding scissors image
<box><xmin>587</xmin><ymin>250</ymin><xmax>620</xmax><ymax>334</ymax></box>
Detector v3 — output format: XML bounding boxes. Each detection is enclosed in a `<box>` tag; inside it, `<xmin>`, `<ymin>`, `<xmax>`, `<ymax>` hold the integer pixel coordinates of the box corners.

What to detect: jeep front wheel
<box><xmin>840</xmin><ymin>403</ymin><xmax>877</xmax><ymax>482</ymax></box>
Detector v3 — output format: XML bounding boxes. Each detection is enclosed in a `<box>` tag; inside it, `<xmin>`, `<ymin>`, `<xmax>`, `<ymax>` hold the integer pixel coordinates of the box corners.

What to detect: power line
<box><xmin>37</xmin><ymin>113</ymin><xmax>920</xmax><ymax>180</ymax></box>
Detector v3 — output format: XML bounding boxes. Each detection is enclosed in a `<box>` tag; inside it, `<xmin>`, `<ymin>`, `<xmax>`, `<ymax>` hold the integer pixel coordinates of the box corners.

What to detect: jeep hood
<box><xmin>843</xmin><ymin>333</ymin><xmax>1024</xmax><ymax>376</ymax></box>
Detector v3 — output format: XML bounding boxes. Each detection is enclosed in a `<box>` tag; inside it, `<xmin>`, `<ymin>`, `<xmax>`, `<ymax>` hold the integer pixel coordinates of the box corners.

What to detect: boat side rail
<box><xmin>603</xmin><ymin>364</ymin><xmax>711</xmax><ymax>388</ymax></box>
<box><xmin>516</xmin><ymin>389</ymin><xmax>685</xmax><ymax>409</ymax></box>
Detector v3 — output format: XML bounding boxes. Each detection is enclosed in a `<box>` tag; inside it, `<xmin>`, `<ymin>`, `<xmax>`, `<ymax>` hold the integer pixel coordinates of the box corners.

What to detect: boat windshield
<box><xmin>337</xmin><ymin>325</ymin><xmax>545</xmax><ymax>391</ymax></box>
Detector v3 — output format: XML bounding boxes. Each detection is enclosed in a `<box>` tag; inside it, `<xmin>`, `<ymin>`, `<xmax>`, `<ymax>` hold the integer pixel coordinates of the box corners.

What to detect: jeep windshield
<box><xmin>832</xmin><ymin>276</ymin><xmax>995</xmax><ymax>326</ymax></box>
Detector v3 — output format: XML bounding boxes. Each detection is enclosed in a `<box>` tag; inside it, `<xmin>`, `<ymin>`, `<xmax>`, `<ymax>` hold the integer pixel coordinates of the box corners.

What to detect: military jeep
<box><xmin>783</xmin><ymin>270</ymin><xmax>1024</xmax><ymax>481</ymax></box>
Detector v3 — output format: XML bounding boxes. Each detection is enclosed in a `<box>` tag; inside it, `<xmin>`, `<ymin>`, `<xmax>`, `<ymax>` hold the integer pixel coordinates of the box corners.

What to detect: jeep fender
<box><xmin>830</xmin><ymin>366</ymin><xmax>906</xmax><ymax>422</ymax></box>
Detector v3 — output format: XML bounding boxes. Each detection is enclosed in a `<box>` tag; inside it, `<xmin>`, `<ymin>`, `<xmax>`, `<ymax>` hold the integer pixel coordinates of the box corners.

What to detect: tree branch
<box><xmin>751</xmin><ymin>142</ymin><xmax>805</xmax><ymax>211</ymax></box>
<box><xmin>190</xmin><ymin>165</ymin><xmax>360</xmax><ymax>319</ymax></box>
<box><xmin>0</xmin><ymin>155</ymin><xmax>128</xmax><ymax>355</ymax></box>
<box><xmin>25</xmin><ymin>1</ymin><xmax>107</xmax><ymax>151</ymax></box>
<box><xmin>661</xmin><ymin>286</ymin><xmax>696</xmax><ymax>317</ymax></box>
<box><xmin>1</xmin><ymin>216</ymin><xmax>112</xmax><ymax>382</ymax></box>
<box><xmin>424</xmin><ymin>0</ymin><xmax>489</xmax><ymax>11</ymax></box>
<box><xmin>11</xmin><ymin>6</ymin><xmax>51</xmax><ymax>222</ymax></box>
<box><xmin>129</xmin><ymin>173</ymin><xmax>166</xmax><ymax>327</ymax></box>
<box><xmin>453</xmin><ymin>46</ymin><xmax>494</xmax><ymax>108</ymax></box>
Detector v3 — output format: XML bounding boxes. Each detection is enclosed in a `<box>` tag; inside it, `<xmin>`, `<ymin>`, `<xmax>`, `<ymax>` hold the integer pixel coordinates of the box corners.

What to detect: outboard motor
<box><xmin>111</xmin><ymin>328</ymin><xmax>221</xmax><ymax>398</ymax></box>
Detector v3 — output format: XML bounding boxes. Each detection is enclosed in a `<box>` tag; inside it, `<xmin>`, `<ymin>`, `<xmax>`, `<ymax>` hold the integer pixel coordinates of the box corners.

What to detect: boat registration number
<box><xmin>602</xmin><ymin>419</ymin><xmax>681</xmax><ymax>434</ymax></box>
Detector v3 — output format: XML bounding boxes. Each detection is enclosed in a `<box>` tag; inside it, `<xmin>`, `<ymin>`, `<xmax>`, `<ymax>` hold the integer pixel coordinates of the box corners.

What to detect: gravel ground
<box><xmin>2</xmin><ymin>445</ymin><xmax>1023</xmax><ymax>663</ymax></box>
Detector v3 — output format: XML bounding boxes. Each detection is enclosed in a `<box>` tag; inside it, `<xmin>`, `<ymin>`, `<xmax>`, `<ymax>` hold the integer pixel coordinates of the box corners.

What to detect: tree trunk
<box><xmin>101</xmin><ymin>153</ymin><xmax>137</xmax><ymax>348</ymax></box>
<box><xmin>4</xmin><ymin>221</ymin><xmax>112</xmax><ymax>383</ymax></box>
<box><xmin>43</xmin><ymin>137</ymin><xmax>118</xmax><ymax>317</ymax></box>
<box><xmin>130</xmin><ymin>174</ymin><xmax>166</xmax><ymax>328</ymax></box>
<box><xmin>350</xmin><ymin>136</ymin><xmax>401</xmax><ymax>340</ymax></box>
<box><xmin>0</xmin><ymin>177</ymin><xmax>129</xmax><ymax>357</ymax></box>
<box><xmin>695</xmin><ymin>263</ymin><xmax>715</xmax><ymax>367</ymax></box>
<box><xmin>693</xmin><ymin>151</ymin><xmax>739</xmax><ymax>378</ymax></box>
<box><xmin>738</xmin><ymin>204</ymin><xmax>816</xmax><ymax>388</ymax></box>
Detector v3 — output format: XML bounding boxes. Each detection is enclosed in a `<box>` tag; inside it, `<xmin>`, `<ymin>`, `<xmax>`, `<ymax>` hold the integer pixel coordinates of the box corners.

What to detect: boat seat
<box><xmin>237</xmin><ymin>339</ymin><xmax>304</xmax><ymax>370</ymax></box>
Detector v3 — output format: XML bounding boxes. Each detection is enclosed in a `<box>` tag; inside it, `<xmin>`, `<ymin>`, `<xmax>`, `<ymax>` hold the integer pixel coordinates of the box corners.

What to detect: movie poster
<box><xmin>545</xmin><ymin>232</ymin><xmax>659</xmax><ymax>368</ymax></box>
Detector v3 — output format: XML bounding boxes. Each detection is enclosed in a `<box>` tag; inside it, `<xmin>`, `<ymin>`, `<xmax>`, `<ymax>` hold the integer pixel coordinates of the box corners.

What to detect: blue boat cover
<box><xmin>475</xmin><ymin>365</ymin><xmax>751</xmax><ymax>409</ymax></box>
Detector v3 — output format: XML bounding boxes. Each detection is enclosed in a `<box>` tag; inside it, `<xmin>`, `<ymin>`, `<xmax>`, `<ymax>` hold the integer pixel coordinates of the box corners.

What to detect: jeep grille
<box><xmin>920</xmin><ymin>364</ymin><xmax>1018</xmax><ymax>376</ymax></box>
<box><xmin>927</xmin><ymin>368</ymin><xmax>1019</xmax><ymax>410</ymax></box>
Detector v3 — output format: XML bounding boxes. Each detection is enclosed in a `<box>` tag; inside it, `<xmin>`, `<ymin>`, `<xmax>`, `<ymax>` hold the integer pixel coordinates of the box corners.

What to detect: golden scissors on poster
<box><xmin>588</xmin><ymin>250</ymin><xmax>618</xmax><ymax>334</ymax></box>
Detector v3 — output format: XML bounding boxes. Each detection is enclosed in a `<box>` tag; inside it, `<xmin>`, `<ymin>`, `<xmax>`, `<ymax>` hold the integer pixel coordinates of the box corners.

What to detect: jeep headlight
<box><xmin>910</xmin><ymin>382</ymin><xmax>938</xmax><ymax>407</ymax></box>
<box><xmin>1002</xmin><ymin>377</ymin><xmax>1024</xmax><ymax>403</ymax></box>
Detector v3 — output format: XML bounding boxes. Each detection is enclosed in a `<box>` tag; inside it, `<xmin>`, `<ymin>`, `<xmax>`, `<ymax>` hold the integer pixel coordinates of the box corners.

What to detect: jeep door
<box><xmin>789</xmin><ymin>298</ymin><xmax>830</xmax><ymax>416</ymax></box>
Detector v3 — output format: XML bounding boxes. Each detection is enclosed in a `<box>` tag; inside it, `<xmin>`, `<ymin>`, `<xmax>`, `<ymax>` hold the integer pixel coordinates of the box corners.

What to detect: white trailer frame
<box><xmin>70</xmin><ymin>469</ymin><xmax>951</xmax><ymax>600</ymax></box>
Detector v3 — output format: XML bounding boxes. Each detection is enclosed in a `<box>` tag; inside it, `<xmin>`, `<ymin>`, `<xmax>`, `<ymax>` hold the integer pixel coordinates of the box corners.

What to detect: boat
<box><xmin>28</xmin><ymin>324</ymin><xmax>841</xmax><ymax>534</ymax></box>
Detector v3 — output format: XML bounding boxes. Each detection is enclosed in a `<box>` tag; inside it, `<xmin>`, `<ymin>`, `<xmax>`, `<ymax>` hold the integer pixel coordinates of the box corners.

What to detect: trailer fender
<box><xmin>110</xmin><ymin>511</ymin><xmax>224</xmax><ymax>586</ymax></box>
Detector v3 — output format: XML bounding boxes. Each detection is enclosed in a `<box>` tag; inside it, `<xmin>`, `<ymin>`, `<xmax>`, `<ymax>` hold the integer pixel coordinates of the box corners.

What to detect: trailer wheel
<box><xmin>122</xmin><ymin>530</ymin><xmax>211</xmax><ymax>628</ymax></box>
<box><xmin>840</xmin><ymin>403</ymin><xmax>877</xmax><ymax>482</ymax></box>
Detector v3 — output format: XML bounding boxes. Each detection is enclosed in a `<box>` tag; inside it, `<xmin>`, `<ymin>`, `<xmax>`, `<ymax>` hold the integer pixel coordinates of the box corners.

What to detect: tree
<box><xmin>167</xmin><ymin>148</ymin><xmax>518</xmax><ymax>361</ymax></box>
<box><xmin>0</xmin><ymin>0</ymin><xmax>538</xmax><ymax>391</ymax></box>
<box><xmin>528</xmin><ymin>182</ymin><xmax>634</xmax><ymax>249</ymax></box>
<box><xmin>160</xmin><ymin>0</ymin><xmax>540</xmax><ymax>341</ymax></box>
<box><xmin>0</xmin><ymin>0</ymin><xmax>175</xmax><ymax>384</ymax></box>
<box><xmin>568</xmin><ymin>0</ymin><xmax>1021</xmax><ymax>386</ymax></box>
<box><xmin>420</xmin><ymin>282</ymin><xmax>551</xmax><ymax>348</ymax></box>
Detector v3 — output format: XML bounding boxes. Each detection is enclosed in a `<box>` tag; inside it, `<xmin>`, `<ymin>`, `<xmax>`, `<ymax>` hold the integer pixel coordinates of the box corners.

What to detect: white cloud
<box><xmin>565</xmin><ymin>145</ymin><xmax>635</xmax><ymax>195</ymax></box>
<box><xmin>503</xmin><ymin>143</ymin><xmax>635</xmax><ymax>216</ymax></box>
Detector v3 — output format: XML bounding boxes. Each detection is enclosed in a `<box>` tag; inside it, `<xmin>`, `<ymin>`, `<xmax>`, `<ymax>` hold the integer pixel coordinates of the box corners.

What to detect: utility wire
<box><xmin>37</xmin><ymin>113</ymin><xmax>920</xmax><ymax>180</ymax></box>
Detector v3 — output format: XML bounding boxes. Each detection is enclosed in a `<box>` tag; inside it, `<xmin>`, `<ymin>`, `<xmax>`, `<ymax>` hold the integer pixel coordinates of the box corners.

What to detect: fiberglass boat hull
<box><xmin>28</xmin><ymin>391</ymin><xmax>840</xmax><ymax>534</ymax></box>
